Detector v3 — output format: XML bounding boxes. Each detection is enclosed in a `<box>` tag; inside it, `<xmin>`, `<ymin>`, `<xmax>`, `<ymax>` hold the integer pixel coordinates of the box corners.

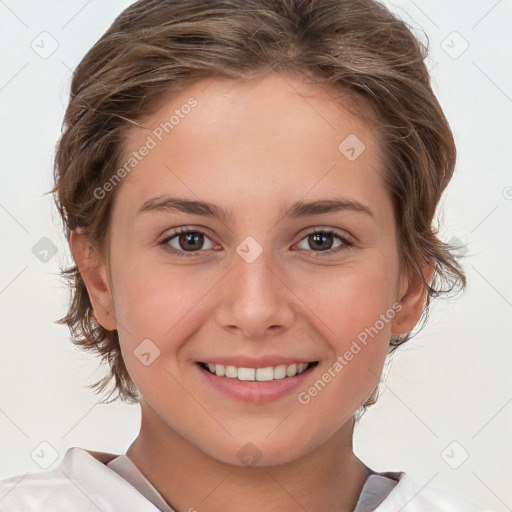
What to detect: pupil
<box><xmin>310</xmin><ymin>233</ymin><xmax>332</xmax><ymax>251</ymax></box>
<box><xmin>181</xmin><ymin>233</ymin><xmax>202</xmax><ymax>251</ymax></box>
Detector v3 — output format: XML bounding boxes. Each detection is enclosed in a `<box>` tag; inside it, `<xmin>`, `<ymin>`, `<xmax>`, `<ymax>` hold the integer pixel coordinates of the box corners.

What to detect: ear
<box><xmin>391</xmin><ymin>257</ymin><xmax>435</xmax><ymax>335</ymax></box>
<box><xmin>69</xmin><ymin>229</ymin><xmax>117</xmax><ymax>331</ymax></box>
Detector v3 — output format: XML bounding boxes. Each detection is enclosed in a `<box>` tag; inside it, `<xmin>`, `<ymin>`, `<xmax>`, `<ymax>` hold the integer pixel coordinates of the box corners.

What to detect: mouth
<box><xmin>197</xmin><ymin>361</ymin><xmax>319</xmax><ymax>381</ymax></box>
<box><xmin>195</xmin><ymin>359</ymin><xmax>321</xmax><ymax>404</ymax></box>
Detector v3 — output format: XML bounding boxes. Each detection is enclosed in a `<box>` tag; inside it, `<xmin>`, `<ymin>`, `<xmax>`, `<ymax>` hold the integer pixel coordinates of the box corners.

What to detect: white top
<box><xmin>106</xmin><ymin>455</ymin><xmax>175</xmax><ymax>512</ymax></box>
<box><xmin>105</xmin><ymin>454</ymin><xmax>397</xmax><ymax>512</ymax></box>
<box><xmin>0</xmin><ymin>447</ymin><xmax>491</xmax><ymax>511</ymax></box>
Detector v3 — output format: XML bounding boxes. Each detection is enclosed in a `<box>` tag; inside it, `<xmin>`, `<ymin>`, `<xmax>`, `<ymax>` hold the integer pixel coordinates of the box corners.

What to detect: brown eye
<box><xmin>160</xmin><ymin>228</ymin><xmax>216</xmax><ymax>257</ymax></box>
<box><xmin>177</xmin><ymin>232</ymin><xmax>203</xmax><ymax>251</ymax></box>
<box><xmin>308</xmin><ymin>232</ymin><xmax>335</xmax><ymax>251</ymax></box>
<box><xmin>296</xmin><ymin>228</ymin><xmax>352</xmax><ymax>257</ymax></box>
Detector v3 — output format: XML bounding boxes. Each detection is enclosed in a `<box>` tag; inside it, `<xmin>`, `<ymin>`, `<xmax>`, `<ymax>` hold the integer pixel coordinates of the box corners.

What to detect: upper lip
<box><xmin>198</xmin><ymin>356</ymin><xmax>318</xmax><ymax>368</ymax></box>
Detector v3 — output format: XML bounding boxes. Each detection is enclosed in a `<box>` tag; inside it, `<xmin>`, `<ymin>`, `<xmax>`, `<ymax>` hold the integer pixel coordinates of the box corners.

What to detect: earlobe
<box><xmin>69</xmin><ymin>229</ymin><xmax>117</xmax><ymax>331</ymax></box>
<box><xmin>391</xmin><ymin>258</ymin><xmax>435</xmax><ymax>335</ymax></box>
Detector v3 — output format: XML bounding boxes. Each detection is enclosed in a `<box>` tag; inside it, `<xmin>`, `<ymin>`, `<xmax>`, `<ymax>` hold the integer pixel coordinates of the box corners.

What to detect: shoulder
<box><xmin>0</xmin><ymin>447</ymin><xmax>159</xmax><ymax>512</ymax></box>
<box><xmin>375</xmin><ymin>471</ymin><xmax>493</xmax><ymax>512</ymax></box>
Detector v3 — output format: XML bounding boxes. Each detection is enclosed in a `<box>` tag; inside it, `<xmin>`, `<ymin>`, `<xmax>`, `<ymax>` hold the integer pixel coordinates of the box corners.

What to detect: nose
<box><xmin>214</xmin><ymin>247</ymin><xmax>295</xmax><ymax>340</ymax></box>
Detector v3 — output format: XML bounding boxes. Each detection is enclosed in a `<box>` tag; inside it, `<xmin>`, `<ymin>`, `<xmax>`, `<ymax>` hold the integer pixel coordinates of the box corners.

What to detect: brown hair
<box><xmin>51</xmin><ymin>0</ymin><xmax>466</xmax><ymax>413</ymax></box>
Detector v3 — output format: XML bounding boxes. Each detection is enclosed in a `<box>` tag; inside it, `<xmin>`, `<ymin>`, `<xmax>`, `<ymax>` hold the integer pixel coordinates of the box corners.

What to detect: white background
<box><xmin>0</xmin><ymin>1</ymin><xmax>511</xmax><ymax>510</ymax></box>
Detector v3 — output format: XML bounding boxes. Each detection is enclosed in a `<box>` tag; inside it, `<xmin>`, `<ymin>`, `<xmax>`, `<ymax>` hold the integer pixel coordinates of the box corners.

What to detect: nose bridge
<box><xmin>233</xmin><ymin>236</ymin><xmax>280</xmax><ymax>302</ymax></box>
<box><xmin>216</xmin><ymin>235</ymin><xmax>293</xmax><ymax>337</ymax></box>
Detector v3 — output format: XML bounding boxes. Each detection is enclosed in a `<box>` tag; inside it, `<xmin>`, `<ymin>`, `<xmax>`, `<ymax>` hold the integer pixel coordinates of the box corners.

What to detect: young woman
<box><xmin>0</xmin><ymin>0</ymin><xmax>492</xmax><ymax>510</ymax></box>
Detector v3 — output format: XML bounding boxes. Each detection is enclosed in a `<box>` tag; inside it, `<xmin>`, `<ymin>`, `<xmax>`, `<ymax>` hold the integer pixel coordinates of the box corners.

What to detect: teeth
<box><xmin>202</xmin><ymin>362</ymin><xmax>314</xmax><ymax>381</ymax></box>
<box><xmin>226</xmin><ymin>365</ymin><xmax>238</xmax><ymax>378</ymax></box>
<box><xmin>238</xmin><ymin>367</ymin><xmax>255</xmax><ymax>381</ymax></box>
<box><xmin>256</xmin><ymin>366</ymin><xmax>274</xmax><ymax>381</ymax></box>
<box><xmin>286</xmin><ymin>364</ymin><xmax>297</xmax><ymax>377</ymax></box>
<box><xmin>273</xmin><ymin>365</ymin><xmax>287</xmax><ymax>379</ymax></box>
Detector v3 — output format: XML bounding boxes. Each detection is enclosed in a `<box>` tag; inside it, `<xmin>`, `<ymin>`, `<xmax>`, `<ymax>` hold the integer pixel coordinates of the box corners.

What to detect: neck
<box><xmin>126</xmin><ymin>400</ymin><xmax>368</xmax><ymax>512</ymax></box>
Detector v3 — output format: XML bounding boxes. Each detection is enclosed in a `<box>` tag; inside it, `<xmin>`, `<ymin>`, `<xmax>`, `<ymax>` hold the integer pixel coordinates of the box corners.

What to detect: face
<box><xmin>77</xmin><ymin>72</ymin><xmax>423</xmax><ymax>467</ymax></box>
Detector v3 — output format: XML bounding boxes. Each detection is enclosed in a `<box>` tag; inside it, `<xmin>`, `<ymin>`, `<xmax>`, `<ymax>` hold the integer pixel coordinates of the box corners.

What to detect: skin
<box><xmin>70</xmin><ymin>71</ymin><xmax>433</xmax><ymax>512</ymax></box>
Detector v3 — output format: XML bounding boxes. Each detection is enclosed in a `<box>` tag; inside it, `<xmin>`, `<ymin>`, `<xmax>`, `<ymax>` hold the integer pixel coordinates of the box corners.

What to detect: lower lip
<box><xmin>195</xmin><ymin>362</ymin><xmax>318</xmax><ymax>404</ymax></box>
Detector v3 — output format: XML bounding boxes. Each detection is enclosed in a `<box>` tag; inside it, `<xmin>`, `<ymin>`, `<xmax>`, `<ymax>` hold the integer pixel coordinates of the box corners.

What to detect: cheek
<box><xmin>110</xmin><ymin>246</ymin><xmax>210</xmax><ymax>335</ymax></box>
<box><xmin>300</xmin><ymin>261</ymin><xmax>397</xmax><ymax>399</ymax></box>
<box><xmin>110</xmin><ymin>257</ymin><xmax>223</xmax><ymax>397</ymax></box>
<box><xmin>303</xmin><ymin>257</ymin><xmax>398</xmax><ymax>336</ymax></box>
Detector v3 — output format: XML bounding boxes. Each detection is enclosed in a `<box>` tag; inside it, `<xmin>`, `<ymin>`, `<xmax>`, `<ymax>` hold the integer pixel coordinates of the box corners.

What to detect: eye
<box><xmin>160</xmin><ymin>226</ymin><xmax>353</xmax><ymax>259</ymax></box>
<box><xmin>160</xmin><ymin>227</ymin><xmax>218</xmax><ymax>258</ymax></box>
<box><xmin>295</xmin><ymin>227</ymin><xmax>353</xmax><ymax>257</ymax></box>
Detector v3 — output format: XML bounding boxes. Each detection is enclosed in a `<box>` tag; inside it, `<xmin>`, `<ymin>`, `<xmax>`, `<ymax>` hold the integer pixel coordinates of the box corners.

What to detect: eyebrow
<box><xmin>137</xmin><ymin>195</ymin><xmax>374</xmax><ymax>221</ymax></box>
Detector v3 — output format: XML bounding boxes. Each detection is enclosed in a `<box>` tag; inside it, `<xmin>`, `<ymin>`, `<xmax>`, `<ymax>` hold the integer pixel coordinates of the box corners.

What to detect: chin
<box><xmin>200</xmin><ymin>432</ymin><xmax>316</xmax><ymax>469</ymax></box>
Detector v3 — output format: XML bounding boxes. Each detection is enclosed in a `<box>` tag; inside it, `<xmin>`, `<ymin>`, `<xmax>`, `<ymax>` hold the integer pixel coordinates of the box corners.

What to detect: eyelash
<box><xmin>159</xmin><ymin>227</ymin><xmax>353</xmax><ymax>259</ymax></box>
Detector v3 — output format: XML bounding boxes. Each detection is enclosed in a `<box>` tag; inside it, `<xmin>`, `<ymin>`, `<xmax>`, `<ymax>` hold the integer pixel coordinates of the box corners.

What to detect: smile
<box><xmin>198</xmin><ymin>361</ymin><xmax>319</xmax><ymax>381</ymax></box>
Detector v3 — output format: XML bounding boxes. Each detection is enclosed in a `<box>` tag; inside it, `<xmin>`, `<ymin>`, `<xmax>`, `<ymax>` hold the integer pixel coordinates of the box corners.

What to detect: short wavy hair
<box><xmin>51</xmin><ymin>0</ymin><xmax>466</xmax><ymax>413</ymax></box>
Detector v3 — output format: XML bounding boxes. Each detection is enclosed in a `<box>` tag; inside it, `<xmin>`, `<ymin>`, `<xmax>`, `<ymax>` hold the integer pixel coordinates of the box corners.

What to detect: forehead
<box><xmin>114</xmin><ymin>72</ymin><xmax>386</xmax><ymax>221</ymax></box>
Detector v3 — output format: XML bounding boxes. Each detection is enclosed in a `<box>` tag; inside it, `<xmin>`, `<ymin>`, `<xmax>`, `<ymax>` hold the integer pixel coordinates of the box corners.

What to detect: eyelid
<box><xmin>296</xmin><ymin>225</ymin><xmax>355</xmax><ymax>244</ymax></box>
<box><xmin>160</xmin><ymin>225</ymin><xmax>354</xmax><ymax>243</ymax></box>
<box><xmin>159</xmin><ymin>225</ymin><xmax>217</xmax><ymax>242</ymax></box>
